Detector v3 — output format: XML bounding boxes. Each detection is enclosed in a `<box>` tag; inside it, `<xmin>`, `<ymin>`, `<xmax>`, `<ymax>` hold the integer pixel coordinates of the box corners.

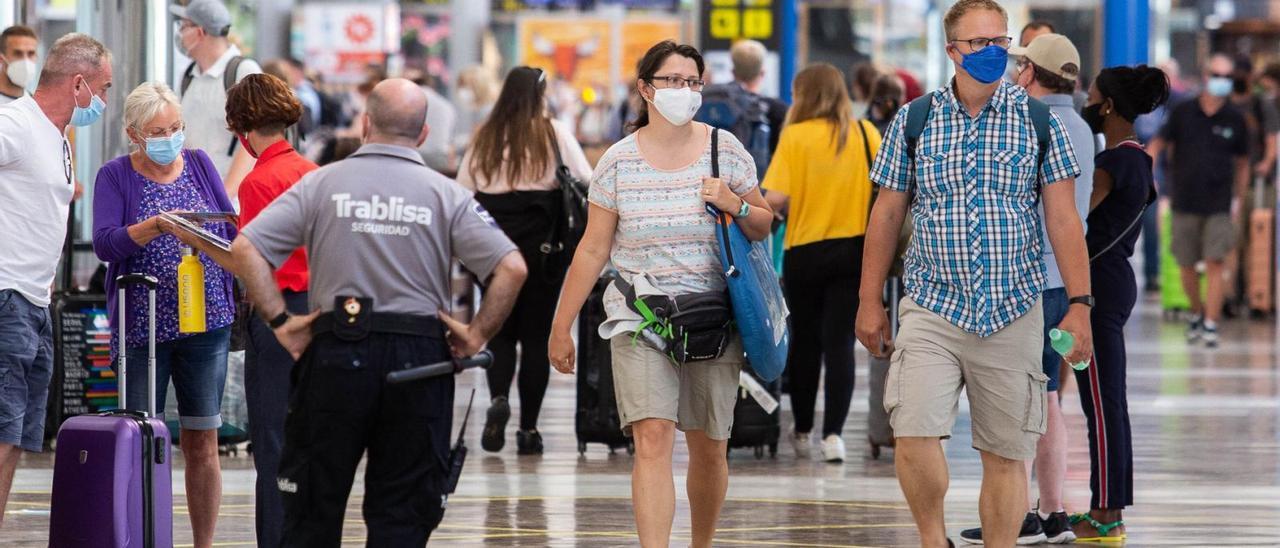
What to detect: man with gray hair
<box><xmin>231</xmin><ymin>78</ymin><xmax>526</xmax><ymax>545</ymax></box>
<box><xmin>0</xmin><ymin>32</ymin><xmax>112</xmax><ymax>525</ymax></box>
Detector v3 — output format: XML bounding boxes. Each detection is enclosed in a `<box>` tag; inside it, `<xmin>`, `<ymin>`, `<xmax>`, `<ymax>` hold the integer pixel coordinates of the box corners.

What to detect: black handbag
<box><xmin>545</xmin><ymin>142</ymin><xmax>588</xmax><ymax>257</ymax></box>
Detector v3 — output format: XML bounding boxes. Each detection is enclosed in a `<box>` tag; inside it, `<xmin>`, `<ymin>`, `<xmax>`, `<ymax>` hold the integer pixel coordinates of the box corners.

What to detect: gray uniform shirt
<box><xmin>242</xmin><ymin>143</ymin><xmax>517</xmax><ymax>315</ymax></box>
<box><xmin>1040</xmin><ymin>93</ymin><xmax>1095</xmax><ymax>290</ymax></box>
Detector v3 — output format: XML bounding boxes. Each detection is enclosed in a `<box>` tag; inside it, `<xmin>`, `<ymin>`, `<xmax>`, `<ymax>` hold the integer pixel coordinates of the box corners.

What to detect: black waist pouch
<box><xmin>667</xmin><ymin>292</ymin><xmax>733</xmax><ymax>363</ymax></box>
<box><xmin>624</xmin><ymin>281</ymin><xmax>733</xmax><ymax>364</ymax></box>
<box><xmin>328</xmin><ymin>296</ymin><xmax>373</xmax><ymax>342</ymax></box>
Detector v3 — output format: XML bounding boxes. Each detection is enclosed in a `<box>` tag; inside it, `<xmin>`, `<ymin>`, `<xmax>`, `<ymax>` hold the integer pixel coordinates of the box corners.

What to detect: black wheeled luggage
<box><xmin>727</xmin><ymin>368</ymin><xmax>781</xmax><ymax>459</ymax></box>
<box><xmin>575</xmin><ymin>274</ymin><xmax>634</xmax><ymax>455</ymax></box>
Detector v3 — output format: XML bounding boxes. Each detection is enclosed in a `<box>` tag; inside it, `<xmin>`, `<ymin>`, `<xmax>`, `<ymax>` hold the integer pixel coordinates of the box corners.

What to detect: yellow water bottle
<box><xmin>177</xmin><ymin>246</ymin><xmax>207</xmax><ymax>333</ymax></box>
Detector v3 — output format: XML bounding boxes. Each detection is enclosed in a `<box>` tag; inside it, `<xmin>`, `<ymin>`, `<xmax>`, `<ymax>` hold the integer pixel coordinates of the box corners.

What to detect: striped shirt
<box><xmin>870</xmin><ymin>81</ymin><xmax>1080</xmax><ymax>336</ymax></box>
<box><xmin>588</xmin><ymin>125</ymin><xmax>757</xmax><ymax>338</ymax></box>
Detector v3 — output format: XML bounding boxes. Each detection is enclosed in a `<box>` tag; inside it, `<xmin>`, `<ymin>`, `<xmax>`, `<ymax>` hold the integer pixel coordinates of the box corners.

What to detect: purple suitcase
<box><xmin>49</xmin><ymin>274</ymin><xmax>173</xmax><ymax>548</ymax></box>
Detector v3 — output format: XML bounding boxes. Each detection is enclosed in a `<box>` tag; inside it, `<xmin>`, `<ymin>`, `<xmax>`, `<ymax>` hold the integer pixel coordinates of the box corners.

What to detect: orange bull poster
<box><xmin>519</xmin><ymin>18</ymin><xmax>613</xmax><ymax>89</ymax></box>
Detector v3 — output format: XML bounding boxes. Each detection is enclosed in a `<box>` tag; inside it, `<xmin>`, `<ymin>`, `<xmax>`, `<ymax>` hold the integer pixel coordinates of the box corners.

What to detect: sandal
<box><xmin>1070</xmin><ymin>512</ymin><xmax>1126</xmax><ymax>542</ymax></box>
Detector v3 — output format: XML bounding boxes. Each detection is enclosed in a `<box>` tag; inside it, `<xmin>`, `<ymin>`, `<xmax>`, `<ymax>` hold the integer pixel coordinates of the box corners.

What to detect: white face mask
<box><xmin>648</xmin><ymin>86</ymin><xmax>702</xmax><ymax>127</ymax></box>
<box><xmin>3</xmin><ymin>57</ymin><xmax>35</xmax><ymax>89</ymax></box>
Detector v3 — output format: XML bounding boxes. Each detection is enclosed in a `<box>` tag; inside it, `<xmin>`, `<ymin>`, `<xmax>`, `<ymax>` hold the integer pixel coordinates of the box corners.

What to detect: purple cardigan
<box><xmin>92</xmin><ymin>149</ymin><xmax>238</xmax><ymax>332</ymax></box>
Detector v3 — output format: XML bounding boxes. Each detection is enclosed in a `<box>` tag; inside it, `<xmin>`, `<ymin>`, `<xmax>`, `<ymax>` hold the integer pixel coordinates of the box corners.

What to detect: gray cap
<box><xmin>170</xmin><ymin>0</ymin><xmax>231</xmax><ymax>37</ymax></box>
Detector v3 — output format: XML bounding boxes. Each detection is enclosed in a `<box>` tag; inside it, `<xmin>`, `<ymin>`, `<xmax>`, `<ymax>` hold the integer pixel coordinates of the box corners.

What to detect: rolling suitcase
<box><xmin>575</xmin><ymin>274</ymin><xmax>634</xmax><ymax>455</ymax></box>
<box><xmin>49</xmin><ymin>274</ymin><xmax>173</xmax><ymax>548</ymax></box>
<box><xmin>1247</xmin><ymin>177</ymin><xmax>1275</xmax><ymax>314</ymax></box>
<box><xmin>727</xmin><ymin>369</ymin><xmax>781</xmax><ymax>459</ymax></box>
<box><xmin>867</xmin><ymin>276</ymin><xmax>902</xmax><ymax>460</ymax></box>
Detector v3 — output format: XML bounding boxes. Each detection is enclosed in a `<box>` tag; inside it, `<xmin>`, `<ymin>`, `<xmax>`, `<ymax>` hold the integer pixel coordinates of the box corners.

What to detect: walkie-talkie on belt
<box><xmin>385</xmin><ymin>351</ymin><xmax>493</xmax><ymax>494</ymax></box>
<box><xmin>444</xmin><ymin>389</ymin><xmax>476</xmax><ymax>494</ymax></box>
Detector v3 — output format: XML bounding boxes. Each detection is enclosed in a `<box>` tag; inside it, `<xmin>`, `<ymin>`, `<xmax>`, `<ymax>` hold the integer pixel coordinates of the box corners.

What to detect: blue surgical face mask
<box><xmin>143</xmin><ymin>130</ymin><xmax>185</xmax><ymax>165</ymax></box>
<box><xmin>959</xmin><ymin>45</ymin><xmax>1009</xmax><ymax>85</ymax></box>
<box><xmin>70</xmin><ymin>78</ymin><xmax>106</xmax><ymax>127</ymax></box>
<box><xmin>1207</xmin><ymin>77</ymin><xmax>1233</xmax><ymax>98</ymax></box>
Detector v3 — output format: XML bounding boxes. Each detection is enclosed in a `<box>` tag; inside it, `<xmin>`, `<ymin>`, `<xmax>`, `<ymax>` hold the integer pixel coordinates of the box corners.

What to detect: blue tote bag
<box><xmin>707</xmin><ymin>129</ymin><xmax>790</xmax><ymax>381</ymax></box>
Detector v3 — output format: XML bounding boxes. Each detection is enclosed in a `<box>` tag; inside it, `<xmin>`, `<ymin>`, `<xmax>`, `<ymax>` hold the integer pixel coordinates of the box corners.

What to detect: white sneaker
<box><xmin>791</xmin><ymin>432</ymin><xmax>812</xmax><ymax>459</ymax></box>
<box><xmin>822</xmin><ymin>434</ymin><xmax>846</xmax><ymax>463</ymax></box>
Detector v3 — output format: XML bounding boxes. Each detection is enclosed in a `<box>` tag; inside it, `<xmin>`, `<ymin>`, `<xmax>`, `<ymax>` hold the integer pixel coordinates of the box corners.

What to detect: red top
<box><xmin>238</xmin><ymin>140</ymin><xmax>317</xmax><ymax>293</ymax></box>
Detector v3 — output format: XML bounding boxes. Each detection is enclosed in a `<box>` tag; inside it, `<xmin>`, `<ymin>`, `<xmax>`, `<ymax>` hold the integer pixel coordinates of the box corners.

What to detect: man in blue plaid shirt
<box><xmin>855</xmin><ymin>1</ymin><xmax>1094</xmax><ymax>547</ymax></box>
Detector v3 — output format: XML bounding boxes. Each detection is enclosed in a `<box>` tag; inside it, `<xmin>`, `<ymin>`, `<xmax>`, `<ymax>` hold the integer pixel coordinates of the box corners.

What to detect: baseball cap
<box><xmin>170</xmin><ymin>0</ymin><xmax>231</xmax><ymax>37</ymax></box>
<box><xmin>1009</xmin><ymin>33</ymin><xmax>1081</xmax><ymax>81</ymax></box>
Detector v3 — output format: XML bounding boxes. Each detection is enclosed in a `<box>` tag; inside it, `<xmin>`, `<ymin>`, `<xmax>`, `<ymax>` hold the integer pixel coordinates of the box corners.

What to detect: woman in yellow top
<box><xmin>763</xmin><ymin>63</ymin><xmax>881</xmax><ymax>462</ymax></box>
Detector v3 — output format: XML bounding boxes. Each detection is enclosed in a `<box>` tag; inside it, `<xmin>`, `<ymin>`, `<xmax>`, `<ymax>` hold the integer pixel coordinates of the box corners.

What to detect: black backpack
<box><xmin>695</xmin><ymin>83</ymin><xmax>772</xmax><ymax>177</ymax></box>
<box><xmin>181</xmin><ymin>57</ymin><xmax>304</xmax><ymax>153</ymax></box>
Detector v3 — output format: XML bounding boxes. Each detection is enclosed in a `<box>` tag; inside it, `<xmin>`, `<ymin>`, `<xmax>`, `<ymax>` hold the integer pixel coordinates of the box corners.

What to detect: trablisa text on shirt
<box><xmin>332</xmin><ymin>193</ymin><xmax>433</xmax><ymax>236</ymax></box>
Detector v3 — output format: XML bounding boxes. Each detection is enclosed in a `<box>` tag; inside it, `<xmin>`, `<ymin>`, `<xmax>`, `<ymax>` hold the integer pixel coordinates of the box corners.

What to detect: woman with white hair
<box><xmin>90</xmin><ymin>81</ymin><xmax>233</xmax><ymax>548</ymax></box>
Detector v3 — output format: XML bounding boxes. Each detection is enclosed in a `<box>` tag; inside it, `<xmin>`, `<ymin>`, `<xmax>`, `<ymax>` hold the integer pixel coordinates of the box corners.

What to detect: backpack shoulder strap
<box><xmin>180</xmin><ymin>61</ymin><xmax>197</xmax><ymax>96</ymax></box>
<box><xmin>1027</xmin><ymin>97</ymin><xmax>1052</xmax><ymax>169</ymax></box>
<box><xmin>903</xmin><ymin>91</ymin><xmax>936</xmax><ymax>161</ymax></box>
<box><xmin>223</xmin><ymin>56</ymin><xmax>245</xmax><ymax>93</ymax></box>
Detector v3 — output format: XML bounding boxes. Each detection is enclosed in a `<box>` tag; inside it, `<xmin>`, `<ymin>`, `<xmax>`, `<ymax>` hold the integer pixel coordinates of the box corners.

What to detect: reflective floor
<box><xmin>4</xmin><ymin>294</ymin><xmax>1280</xmax><ymax>547</ymax></box>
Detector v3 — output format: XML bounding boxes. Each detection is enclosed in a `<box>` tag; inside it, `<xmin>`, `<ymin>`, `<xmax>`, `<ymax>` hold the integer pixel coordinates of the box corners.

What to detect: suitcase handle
<box><xmin>116</xmin><ymin>274</ymin><xmax>159</xmax><ymax>289</ymax></box>
<box><xmin>115</xmin><ymin>274</ymin><xmax>159</xmax><ymax>417</ymax></box>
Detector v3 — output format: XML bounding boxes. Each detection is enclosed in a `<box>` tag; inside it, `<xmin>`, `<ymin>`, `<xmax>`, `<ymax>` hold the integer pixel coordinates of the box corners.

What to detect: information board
<box><xmin>51</xmin><ymin>296</ymin><xmax>117</xmax><ymax>425</ymax></box>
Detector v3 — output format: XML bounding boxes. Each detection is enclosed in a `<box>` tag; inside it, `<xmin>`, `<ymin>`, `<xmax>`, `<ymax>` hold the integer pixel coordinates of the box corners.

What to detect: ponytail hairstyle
<box><xmin>627</xmin><ymin>40</ymin><xmax>705</xmax><ymax>133</ymax></box>
<box><xmin>1095</xmin><ymin>65</ymin><xmax>1171</xmax><ymax>122</ymax></box>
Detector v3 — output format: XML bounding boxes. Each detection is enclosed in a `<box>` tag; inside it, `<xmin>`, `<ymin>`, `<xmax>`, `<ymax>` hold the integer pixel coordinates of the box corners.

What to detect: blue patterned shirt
<box><xmin>870</xmin><ymin>81</ymin><xmax>1081</xmax><ymax>336</ymax></box>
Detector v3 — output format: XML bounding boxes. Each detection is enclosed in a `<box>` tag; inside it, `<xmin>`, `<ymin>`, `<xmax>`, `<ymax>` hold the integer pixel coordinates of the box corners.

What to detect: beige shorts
<box><xmin>609</xmin><ymin>336</ymin><xmax>744</xmax><ymax>441</ymax></box>
<box><xmin>1171</xmin><ymin>211</ymin><xmax>1236</xmax><ymax>267</ymax></box>
<box><xmin>884</xmin><ymin>298</ymin><xmax>1048</xmax><ymax>460</ymax></box>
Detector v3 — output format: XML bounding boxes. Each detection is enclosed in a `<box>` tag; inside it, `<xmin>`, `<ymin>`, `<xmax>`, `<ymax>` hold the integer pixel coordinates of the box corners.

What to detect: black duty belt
<box><xmin>312</xmin><ymin>311</ymin><xmax>444</xmax><ymax>338</ymax></box>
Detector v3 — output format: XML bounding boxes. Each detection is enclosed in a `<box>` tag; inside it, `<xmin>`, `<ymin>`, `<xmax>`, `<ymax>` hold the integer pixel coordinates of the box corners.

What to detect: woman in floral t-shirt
<box><xmin>548</xmin><ymin>41</ymin><xmax>773</xmax><ymax>547</ymax></box>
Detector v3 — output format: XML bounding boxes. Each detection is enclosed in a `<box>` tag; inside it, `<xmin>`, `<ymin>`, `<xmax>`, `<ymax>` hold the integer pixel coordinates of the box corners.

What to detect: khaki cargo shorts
<box><xmin>609</xmin><ymin>336</ymin><xmax>744</xmax><ymax>441</ymax></box>
<box><xmin>884</xmin><ymin>298</ymin><xmax>1048</xmax><ymax>460</ymax></box>
<box><xmin>1171</xmin><ymin>211</ymin><xmax>1235</xmax><ymax>266</ymax></box>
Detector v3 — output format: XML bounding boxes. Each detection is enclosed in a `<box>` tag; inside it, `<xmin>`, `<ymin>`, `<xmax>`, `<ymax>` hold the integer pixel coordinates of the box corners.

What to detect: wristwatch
<box><xmin>734</xmin><ymin>198</ymin><xmax>751</xmax><ymax>218</ymax></box>
<box><xmin>1068</xmin><ymin>295</ymin><xmax>1095</xmax><ymax>308</ymax></box>
<box><xmin>268</xmin><ymin>311</ymin><xmax>290</xmax><ymax>329</ymax></box>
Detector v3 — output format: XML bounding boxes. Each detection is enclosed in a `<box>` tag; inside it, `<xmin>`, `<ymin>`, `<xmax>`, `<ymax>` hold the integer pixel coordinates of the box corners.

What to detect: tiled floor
<box><xmin>5</xmin><ymin>295</ymin><xmax>1280</xmax><ymax>546</ymax></box>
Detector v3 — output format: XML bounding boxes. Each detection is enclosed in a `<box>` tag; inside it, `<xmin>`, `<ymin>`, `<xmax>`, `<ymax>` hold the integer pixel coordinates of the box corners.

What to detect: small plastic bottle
<box><xmin>1048</xmin><ymin>328</ymin><xmax>1088</xmax><ymax>370</ymax></box>
<box><xmin>177</xmin><ymin>246</ymin><xmax>206</xmax><ymax>333</ymax></box>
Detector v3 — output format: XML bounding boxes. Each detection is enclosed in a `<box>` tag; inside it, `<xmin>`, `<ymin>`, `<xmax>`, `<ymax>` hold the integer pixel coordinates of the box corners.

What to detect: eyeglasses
<box><xmin>62</xmin><ymin>138</ymin><xmax>72</xmax><ymax>186</ymax></box>
<box><xmin>949</xmin><ymin>36</ymin><xmax>1013</xmax><ymax>51</ymax></box>
<box><xmin>136</xmin><ymin>122</ymin><xmax>185</xmax><ymax>139</ymax></box>
<box><xmin>174</xmin><ymin>20</ymin><xmax>198</xmax><ymax>34</ymax></box>
<box><xmin>649</xmin><ymin>75</ymin><xmax>705</xmax><ymax>91</ymax></box>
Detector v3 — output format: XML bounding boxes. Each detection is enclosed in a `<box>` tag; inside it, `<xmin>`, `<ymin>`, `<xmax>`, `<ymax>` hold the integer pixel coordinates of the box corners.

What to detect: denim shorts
<box><xmin>121</xmin><ymin>327</ymin><xmax>230</xmax><ymax>431</ymax></box>
<box><xmin>0</xmin><ymin>289</ymin><xmax>54</xmax><ymax>452</ymax></box>
<box><xmin>1040</xmin><ymin>288</ymin><xmax>1069</xmax><ymax>392</ymax></box>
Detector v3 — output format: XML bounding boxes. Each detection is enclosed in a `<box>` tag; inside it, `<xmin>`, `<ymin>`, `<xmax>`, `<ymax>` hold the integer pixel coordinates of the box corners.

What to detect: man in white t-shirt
<box><xmin>0</xmin><ymin>33</ymin><xmax>112</xmax><ymax>525</ymax></box>
<box><xmin>173</xmin><ymin>0</ymin><xmax>261</xmax><ymax>202</ymax></box>
<box><xmin>0</xmin><ymin>25</ymin><xmax>39</xmax><ymax>105</ymax></box>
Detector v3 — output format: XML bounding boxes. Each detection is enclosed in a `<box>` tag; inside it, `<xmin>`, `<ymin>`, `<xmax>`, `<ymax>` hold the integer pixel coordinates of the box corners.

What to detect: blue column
<box><xmin>1104</xmin><ymin>0</ymin><xmax>1150</xmax><ymax>67</ymax></box>
<box><xmin>779</xmin><ymin>0</ymin><xmax>797</xmax><ymax>103</ymax></box>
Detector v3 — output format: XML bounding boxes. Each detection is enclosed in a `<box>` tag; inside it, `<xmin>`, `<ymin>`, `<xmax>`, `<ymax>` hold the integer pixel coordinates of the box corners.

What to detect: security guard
<box><xmin>230</xmin><ymin>78</ymin><xmax>527</xmax><ymax>547</ymax></box>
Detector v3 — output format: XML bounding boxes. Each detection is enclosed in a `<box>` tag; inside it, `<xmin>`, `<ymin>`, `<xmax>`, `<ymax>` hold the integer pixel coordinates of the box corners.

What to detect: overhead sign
<box><xmin>701</xmin><ymin>0</ymin><xmax>781</xmax><ymax>50</ymax></box>
<box><xmin>295</xmin><ymin>3</ymin><xmax>401</xmax><ymax>83</ymax></box>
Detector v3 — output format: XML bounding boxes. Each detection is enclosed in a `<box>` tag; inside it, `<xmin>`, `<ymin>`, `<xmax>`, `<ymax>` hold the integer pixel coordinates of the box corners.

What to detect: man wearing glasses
<box><xmin>0</xmin><ymin>33</ymin><xmax>112</xmax><ymax>527</ymax></box>
<box><xmin>855</xmin><ymin>1</ymin><xmax>1093</xmax><ymax>546</ymax></box>
<box><xmin>172</xmin><ymin>0</ymin><xmax>261</xmax><ymax>203</ymax></box>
